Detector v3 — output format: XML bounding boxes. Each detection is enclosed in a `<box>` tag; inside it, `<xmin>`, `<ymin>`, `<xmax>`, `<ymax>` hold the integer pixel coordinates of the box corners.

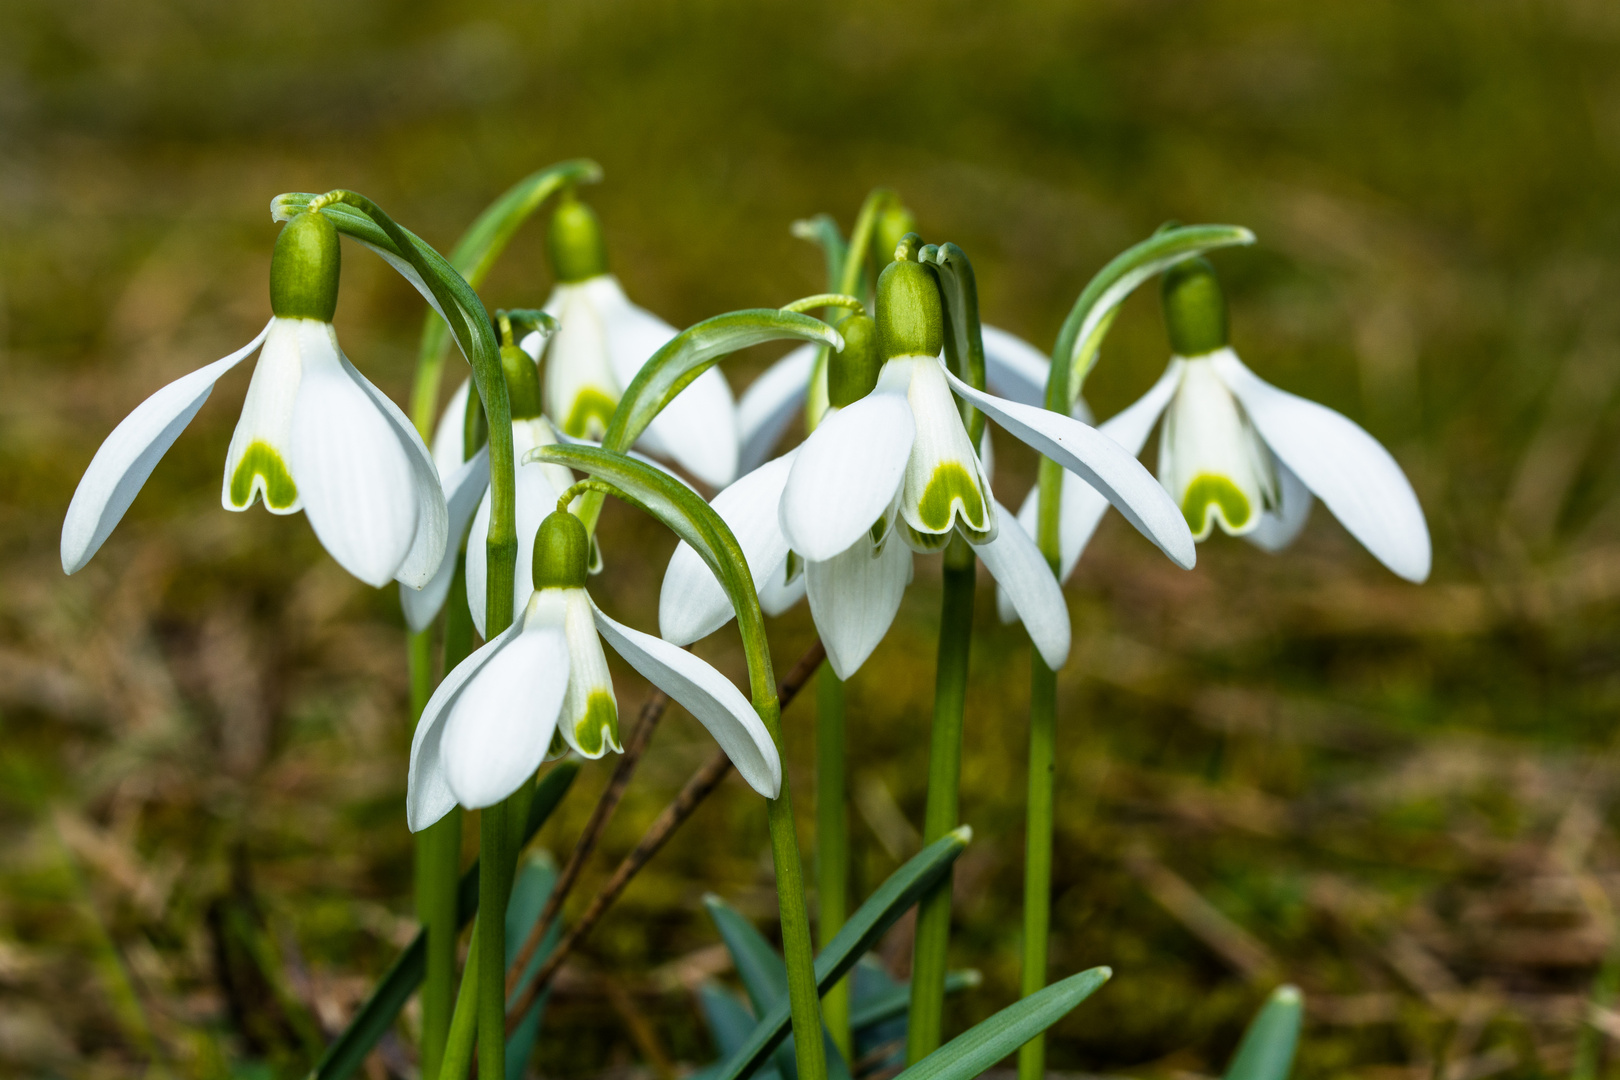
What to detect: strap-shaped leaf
<box><xmin>792</xmin><ymin>214</ymin><xmax>848</xmax><ymax>295</ymax></box>
<box><xmin>893</xmin><ymin>967</ymin><xmax>1111</xmax><ymax>1080</ymax></box>
<box><xmin>504</xmin><ymin>854</ymin><xmax>566</xmax><ymax>1080</ymax></box>
<box><xmin>1049</xmin><ymin>224</ymin><xmax>1256</xmax><ymax>407</ymax></box>
<box><xmin>1223</xmin><ymin>985</ymin><xmax>1303</xmax><ymax>1080</ymax></box>
<box><xmin>603</xmin><ymin>308</ymin><xmax>844</xmax><ymax>458</ymax></box>
<box><xmin>847</xmin><ymin>970</ymin><xmax>980</xmax><ymax>1033</ymax></box>
<box><xmin>306</xmin><ymin>761</ymin><xmax>579</xmax><ymax>1080</ymax></box>
<box><xmin>712</xmin><ymin>826</ymin><xmax>971</xmax><ymax>1080</ymax></box>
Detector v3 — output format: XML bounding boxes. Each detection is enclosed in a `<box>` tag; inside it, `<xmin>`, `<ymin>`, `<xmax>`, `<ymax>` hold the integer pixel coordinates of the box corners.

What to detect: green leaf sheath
<box><xmin>1016</xmin><ymin>656</ymin><xmax>1057</xmax><ymax>1080</ymax></box>
<box><xmin>1223</xmin><ymin>986</ymin><xmax>1303</xmax><ymax>1080</ymax></box>
<box><xmin>409</xmin><ymin>160</ymin><xmax>601</xmax><ymax>436</ymax></box>
<box><xmin>1045</xmin><ymin>224</ymin><xmax>1255</xmax><ymax>411</ymax></box>
<box><xmin>894</xmin><ymin>968</ymin><xmax>1112</xmax><ymax>1080</ymax></box>
<box><xmin>921</xmin><ymin>243</ymin><xmax>988</xmax><ymax>443</ymax></box>
<box><xmin>306</xmin><ymin>762</ymin><xmax>578</xmax><ymax>1080</ymax></box>
<box><xmin>714</xmin><ymin>828</ymin><xmax>972</xmax><ymax>1080</ymax></box>
<box><xmin>907</xmin><ymin>538</ymin><xmax>977</xmax><ymax>1062</ymax></box>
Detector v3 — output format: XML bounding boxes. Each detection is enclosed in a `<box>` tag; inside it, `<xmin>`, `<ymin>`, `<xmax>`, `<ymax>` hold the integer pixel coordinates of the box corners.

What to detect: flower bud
<box><xmin>501</xmin><ymin>344</ymin><xmax>543</xmax><ymax>420</ymax></box>
<box><xmin>547</xmin><ymin>191</ymin><xmax>609</xmax><ymax>283</ymax></box>
<box><xmin>827</xmin><ymin>313</ymin><xmax>880</xmax><ymax>408</ymax></box>
<box><xmin>875</xmin><ymin>257</ymin><xmax>943</xmax><ymax>361</ymax></box>
<box><xmin>533</xmin><ymin>510</ymin><xmax>590</xmax><ymax>590</ymax></box>
<box><xmin>873</xmin><ymin>202</ymin><xmax>917</xmax><ymax>268</ymax></box>
<box><xmin>269</xmin><ymin>211</ymin><xmax>340</xmax><ymax>322</ymax></box>
<box><xmin>1160</xmin><ymin>256</ymin><xmax>1229</xmax><ymax>357</ymax></box>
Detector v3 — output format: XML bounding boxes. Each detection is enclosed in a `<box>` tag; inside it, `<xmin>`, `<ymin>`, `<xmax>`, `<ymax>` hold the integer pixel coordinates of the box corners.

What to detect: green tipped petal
<box><xmin>571</xmin><ymin>691</ymin><xmax>621</xmax><ymax>757</ymax></box>
<box><xmin>562</xmin><ymin>387</ymin><xmax>619</xmax><ymax>438</ymax></box>
<box><xmin>228</xmin><ymin>439</ymin><xmax>299</xmax><ymax>510</ymax></box>
<box><xmin>1181</xmin><ymin>473</ymin><xmax>1252</xmax><ymax>539</ymax></box>
<box><xmin>916</xmin><ymin>461</ymin><xmax>989</xmax><ymax>535</ymax></box>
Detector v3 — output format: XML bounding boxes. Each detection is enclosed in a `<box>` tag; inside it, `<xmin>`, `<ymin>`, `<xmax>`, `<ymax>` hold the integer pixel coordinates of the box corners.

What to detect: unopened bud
<box><xmin>501</xmin><ymin>345</ymin><xmax>543</xmax><ymax>420</ymax></box>
<box><xmin>827</xmin><ymin>313</ymin><xmax>880</xmax><ymax>407</ymax></box>
<box><xmin>1160</xmin><ymin>257</ymin><xmax>1229</xmax><ymax>357</ymax></box>
<box><xmin>269</xmin><ymin>212</ymin><xmax>340</xmax><ymax>321</ymax></box>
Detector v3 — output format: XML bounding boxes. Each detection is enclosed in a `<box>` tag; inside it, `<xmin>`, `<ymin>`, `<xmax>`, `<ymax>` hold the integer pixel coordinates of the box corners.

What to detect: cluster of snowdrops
<box><xmin>59</xmin><ymin>160</ymin><xmax>1427</xmax><ymax>1080</ymax></box>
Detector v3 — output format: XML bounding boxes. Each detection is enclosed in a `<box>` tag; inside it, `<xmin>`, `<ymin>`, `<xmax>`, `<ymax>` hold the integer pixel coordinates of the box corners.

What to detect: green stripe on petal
<box><xmin>571</xmin><ymin>691</ymin><xmax>620</xmax><ymax>757</ymax></box>
<box><xmin>915</xmin><ymin>461</ymin><xmax>989</xmax><ymax>535</ymax></box>
<box><xmin>229</xmin><ymin>439</ymin><xmax>299</xmax><ymax>510</ymax></box>
<box><xmin>562</xmin><ymin>387</ymin><xmax>619</xmax><ymax>438</ymax></box>
<box><xmin>1181</xmin><ymin>473</ymin><xmax>1251</xmax><ymax>539</ymax></box>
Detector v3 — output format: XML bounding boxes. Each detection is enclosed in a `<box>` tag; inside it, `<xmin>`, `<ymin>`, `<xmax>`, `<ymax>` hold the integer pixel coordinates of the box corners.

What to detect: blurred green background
<box><xmin>4</xmin><ymin>0</ymin><xmax>1620</xmax><ymax>1076</ymax></box>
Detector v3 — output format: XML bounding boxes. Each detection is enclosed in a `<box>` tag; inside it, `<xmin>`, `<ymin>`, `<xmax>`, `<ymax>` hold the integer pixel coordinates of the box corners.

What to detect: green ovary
<box><xmin>1181</xmin><ymin>473</ymin><xmax>1251</xmax><ymax>538</ymax></box>
<box><xmin>572</xmin><ymin>691</ymin><xmax>620</xmax><ymax>756</ymax></box>
<box><xmin>915</xmin><ymin>462</ymin><xmax>988</xmax><ymax>533</ymax></box>
<box><xmin>563</xmin><ymin>388</ymin><xmax>619</xmax><ymax>438</ymax></box>
<box><xmin>229</xmin><ymin>440</ymin><xmax>298</xmax><ymax>510</ymax></box>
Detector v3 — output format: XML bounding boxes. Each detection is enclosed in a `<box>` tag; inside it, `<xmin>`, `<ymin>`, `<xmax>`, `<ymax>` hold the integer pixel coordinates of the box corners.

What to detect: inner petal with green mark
<box><xmin>1181</xmin><ymin>472</ymin><xmax>1252</xmax><ymax>540</ymax></box>
<box><xmin>563</xmin><ymin>387</ymin><xmax>619</xmax><ymax>438</ymax></box>
<box><xmin>571</xmin><ymin>691</ymin><xmax>620</xmax><ymax>757</ymax></box>
<box><xmin>228</xmin><ymin>440</ymin><xmax>298</xmax><ymax>511</ymax></box>
<box><xmin>915</xmin><ymin>461</ymin><xmax>989</xmax><ymax>535</ymax></box>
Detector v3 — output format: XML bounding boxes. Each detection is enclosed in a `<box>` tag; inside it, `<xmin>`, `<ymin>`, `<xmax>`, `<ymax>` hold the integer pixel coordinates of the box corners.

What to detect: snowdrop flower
<box><xmin>662</xmin><ymin>254</ymin><xmax>1196</xmax><ymax>679</ymax></box>
<box><xmin>62</xmin><ymin>211</ymin><xmax>447</xmax><ymax>589</ymax></box>
<box><xmin>1000</xmin><ymin>256</ymin><xmax>1430</xmax><ymax>621</ymax></box>
<box><xmin>407</xmin><ymin>509</ymin><xmax>782</xmax><ymax>830</ymax></box>
<box><xmin>429</xmin><ymin>192</ymin><xmax>740</xmax><ymax>489</ymax></box>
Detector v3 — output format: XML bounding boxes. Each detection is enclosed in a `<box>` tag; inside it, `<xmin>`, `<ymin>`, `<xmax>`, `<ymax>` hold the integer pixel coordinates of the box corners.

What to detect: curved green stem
<box><xmin>907</xmin><ymin>535</ymin><xmax>977</xmax><ymax>1062</ymax></box>
<box><xmin>816</xmin><ymin>665</ymin><xmax>851</xmax><ymax>1061</ymax></box>
<box><xmin>1017</xmin><ymin>656</ymin><xmax>1057</xmax><ymax>1080</ymax></box>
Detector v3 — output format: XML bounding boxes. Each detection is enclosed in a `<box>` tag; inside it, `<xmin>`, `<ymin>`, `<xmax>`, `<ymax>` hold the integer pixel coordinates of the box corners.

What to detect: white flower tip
<box><xmin>950</xmin><ymin>823</ymin><xmax>973</xmax><ymax>845</ymax></box>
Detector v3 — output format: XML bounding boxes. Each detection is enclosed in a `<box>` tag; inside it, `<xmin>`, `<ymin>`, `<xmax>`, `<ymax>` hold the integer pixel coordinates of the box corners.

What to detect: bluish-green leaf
<box><xmin>1051</xmin><ymin>224</ymin><xmax>1256</xmax><ymax>406</ymax></box>
<box><xmin>1223</xmin><ymin>985</ymin><xmax>1303</xmax><ymax>1080</ymax></box>
<box><xmin>504</xmin><ymin>853</ymin><xmax>565</xmax><ymax>1080</ymax></box>
<box><xmin>847</xmin><ymin>970</ymin><xmax>981</xmax><ymax>1033</ymax></box>
<box><xmin>893</xmin><ymin>967</ymin><xmax>1112</xmax><ymax>1080</ymax></box>
<box><xmin>706</xmin><ymin>895</ymin><xmax>791</xmax><ymax>1015</ymax></box>
<box><xmin>712</xmin><ymin>826</ymin><xmax>971</xmax><ymax>1080</ymax></box>
<box><xmin>305</xmin><ymin>761</ymin><xmax>578</xmax><ymax>1080</ymax></box>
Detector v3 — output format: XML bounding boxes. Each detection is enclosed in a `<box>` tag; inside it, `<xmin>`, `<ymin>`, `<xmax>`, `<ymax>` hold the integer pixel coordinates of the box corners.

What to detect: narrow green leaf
<box><xmin>504</xmin><ymin>853</ymin><xmax>565</xmax><ymax>1080</ymax></box>
<box><xmin>920</xmin><ymin>243</ymin><xmax>988</xmax><ymax>443</ymax></box>
<box><xmin>848</xmin><ymin>970</ymin><xmax>981</xmax><ymax>1033</ymax></box>
<box><xmin>1050</xmin><ymin>224</ymin><xmax>1256</xmax><ymax>406</ymax></box>
<box><xmin>1223</xmin><ymin>985</ymin><xmax>1303</xmax><ymax>1080</ymax></box>
<box><xmin>712</xmin><ymin>827</ymin><xmax>971</xmax><ymax>1080</ymax></box>
<box><xmin>706</xmin><ymin>895</ymin><xmax>791</xmax><ymax>1014</ymax></box>
<box><xmin>893</xmin><ymin>967</ymin><xmax>1112</xmax><ymax>1080</ymax></box>
<box><xmin>604</xmin><ymin>309</ymin><xmax>844</xmax><ymax>457</ymax></box>
<box><xmin>306</xmin><ymin>761</ymin><xmax>579</xmax><ymax>1080</ymax></box>
<box><xmin>698</xmin><ymin>983</ymin><xmax>774</xmax><ymax>1064</ymax></box>
<box><xmin>791</xmin><ymin>214</ymin><xmax>848</xmax><ymax>294</ymax></box>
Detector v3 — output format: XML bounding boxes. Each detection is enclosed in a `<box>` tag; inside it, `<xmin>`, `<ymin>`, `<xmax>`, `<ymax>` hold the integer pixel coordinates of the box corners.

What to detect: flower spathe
<box><xmin>408</xmin><ymin>513</ymin><xmax>782</xmax><ymax>831</ymax></box>
<box><xmin>62</xmin><ymin>316</ymin><xmax>448</xmax><ymax>590</ymax></box>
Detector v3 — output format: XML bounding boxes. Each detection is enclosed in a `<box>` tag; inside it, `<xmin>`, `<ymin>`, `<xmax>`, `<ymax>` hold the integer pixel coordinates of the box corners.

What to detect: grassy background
<box><xmin>4</xmin><ymin>0</ymin><xmax>1620</xmax><ymax>1076</ymax></box>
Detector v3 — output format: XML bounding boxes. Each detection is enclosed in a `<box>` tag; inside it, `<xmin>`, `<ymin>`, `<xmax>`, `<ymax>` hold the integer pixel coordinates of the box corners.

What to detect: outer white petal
<box><xmin>430</xmin><ymin>377</ymin><xmax>472</xmax><ymax>477</ymax></box>
<box><xmin>940</xmin><ymin>361</ymin><xmax>1195</xmax><ymax>570</ymax></box>
<box><xmin>290</xmin><ymin>325</ymin><xmax>421</xmax><ymax>588</ymax></box>
<box><xmin>62</xmin><ymin>320</ymin><xmax>272</xmax><ymax>574</ymax></box>
<box><xmin>222</xmin><ymin>317</ymin><xmax>306</xmax><ymax>514</ymax></box>
<box><xmin>660</xmin><ymin>452</ymin><xmax>796</xmax><ymax>645</ymax></box>
<box><xmin>1211</xmin><ymin>349</ymin><xmax>1430</xmax><ymax>582</ymax></box>
<box><xmin>981</xmin><ymin>325</ymin><xmax>1051</xmax><ymax>407</ymax></box>
<box><xmin>738</xmin><ymin>344</ymin><xmax>817</xmax><ymax>473</ymax></box>
<box><xmin>779</xmin><ymin>370</ymin><xmax>916</xmax><ymax>561</ymax></box>
<box><xmin>442</xmin><ymin>622</ymin><xmax>571</xmax><ymax>811</ymax></box>
<box><xmin>345</xmin><ymin>356</ymin><xmax>448</xmax><ymax>589</ymax></box>
<box><xmin>406</xmin><ymin>619</ymin><xmax>523</xmax><ymax>832</ymax></box>
<box><xmin>465</xmin><ymin>419</ymin><xmax>572</xmax><ymax>637</ymax></box>
<box><xmin>758</xmin><ymin>558</ymin><xmax>807</xmax><ymax>616</ymax></box>
<box><xmin>805</xmin><ymin>533</ymin><xmax>912</xmax><ymax>680</ymax></box>
<box><xmin>977</xmin><ymin>500</ymin><xmax>1070</xmax><ymax>669</ymax></box>
<box><xmin>1246</xmin><ymin>454</ymin><xmax>1314</xmax><ymax>553</ymax></box>
<box><xmin>592</xmin><ymin>601</ymin><xmax>782</xmax><ymax>799</ymax></box>
<box><xmin>400</xmin><ymin>446</ymin><xmax>490</xmax><ymax>632</ymax></box>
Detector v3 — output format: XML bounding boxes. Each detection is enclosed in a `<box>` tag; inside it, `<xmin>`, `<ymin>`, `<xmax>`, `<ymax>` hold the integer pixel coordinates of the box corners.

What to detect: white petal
<box><xmin>542</xmin><ymin>282</ymin><xmax>620</xmax><ymax>440</ymax></box>
<box><xmin>442</xmin><ymin>622</ymin><xmax>570</xmax><ymax>810</ymax></box>
<box><xmin>407</xmin><ymin>620</ymin><xmax>522</xmax><ymax>832</ymax></box>
<box><xmin>400</xmin><ymin>446</ymin><xmax>490</xmax><ymax>632</ymax></box>
<box><xmin>62</xmin><ymin>320</ymin><xmax>271</xmax><ymax>574</ymax></box>
<box><xmin>758</xmin><ymin>556</ymin><xmax>807</xmax><ymax>616</ymax></box>
<box><xmin>805</xmin><ymin>532</ymin><xmax>913</xmax><ymax>680</ymax></box>
<box><xmin>430</xmin><ymin>377</ymin><xmax>471</xmax><ymax>478</ymax></box>
<box><xmin>977</xmin><ymin>500</ymin><xmax>1070</xmax><ymax>669</ymax></box>
<box><xmin>940</xmin><ymin>360</ymin><xmax>1195</xmax><ymax>570</ymax></box>
<box><xmin>898</xmin><ymin>356</ymin><xmax>997</xmax><ymax>550</ymax></box>
<box><xmin>555</xmin><ymin>589</ymin><xmax>621</xmax><ymax>758</ymax></box>
<box><xmin>779</xmin><ymin>371</ymin><xmax>916</xmax><ymax>561</ymax></box>
<box><xmin>223</xmin><ymin>317</ymin><xmax>306</xmax><ymax>514</ymax></box>
<box><xmin>1246</xmin><ymin>454</ymin><xmax>1314</xmax><ymax>553</ymax></box>
<box><xmin>1211</xmin><ymin>349</ymin><xmax>1430</xmax><ymax>582</ymax></box>
<box><xmin>737</xmin><ymin>344</ymin><xmax>817</xmax><ymax>473</ymax></box>
<box><xmin>346</xmin><ymin>357</ymin><xmax>449</xmax><ymax>589</ymax></box>
<box><xmin>465</xmin><ymin>420</ymin><xmax>573</xmax><ymax>637</ymax></box>
<box><xmin>981</xmin><ymin>324</ymin><xmax>1051</xmax><ymax>407</ymax></box>
<box><xmin>592</xmin><ymin>601</ymin><xmax>782</xmax><ymax>799</ymax></box>
<box><xmin>660</xmin><ymin>452</ymin><xmax>797</xmax><ymax>645</ymax></box>
<box><xmin>291</xmin><ymin>327</ymin><xmax>424</xmax><ymax>587</ymax></box>
<box><xmin>1158</xmin><ymin>357</ymin><xmax>1274</xmax><ymax>540</ymax></box>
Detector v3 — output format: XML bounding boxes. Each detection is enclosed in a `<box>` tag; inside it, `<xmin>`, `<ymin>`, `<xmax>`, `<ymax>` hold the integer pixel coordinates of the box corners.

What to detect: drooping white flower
<box><xmin>662</xmin><ymin>258</ymin><xmax>1196</xmax><ymax>680</ymax></box>
<box><xmin>61</xmin><ymin>211</ymin><xmax>447</xmax><ymax>590</ymax></box>
<box><xmin>998</xmin><ymin>256</ymin><xmax>1430</xmax><ymax>626</ymax></box>
<box><xmin>407</xmin><ymin>510</ymin><xmax>782</xmax><ymax>830</ymax></box>
<box><xmin>431</xmin><ymin>195</ymin><xmax>740</xmax><ymax>490</ymax></box>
